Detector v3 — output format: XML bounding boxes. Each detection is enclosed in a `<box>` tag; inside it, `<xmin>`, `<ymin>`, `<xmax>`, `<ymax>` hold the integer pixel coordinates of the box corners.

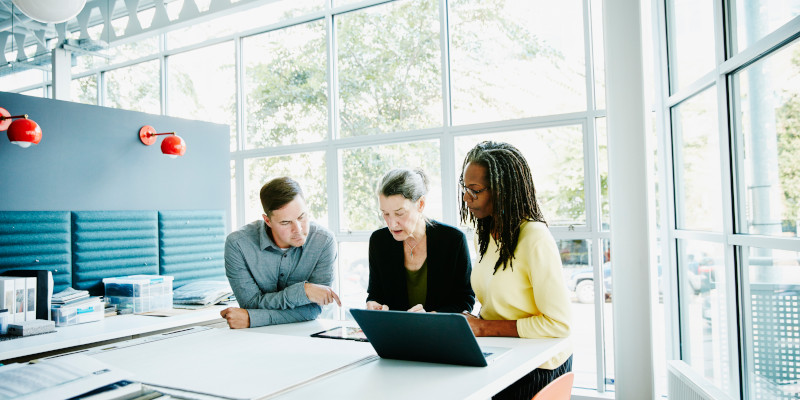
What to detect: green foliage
<box><xmin>336</xmin><ymin>0</ymin><xmax>442</xmax><ymax>137</ymax></box>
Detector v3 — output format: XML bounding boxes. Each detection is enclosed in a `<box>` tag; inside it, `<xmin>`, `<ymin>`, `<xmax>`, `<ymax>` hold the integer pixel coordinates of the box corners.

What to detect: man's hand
<box><xmin>220</xmin><ymin>307</ymin><xmax>250</xmax><ymax>329</ymax></box>
<box><xmin>407</xmin><ymin>304</ymin><xmax>426</xmax><ymax>312</ymax></box>
<box><xmin>304</xmin><ymin>282</ymin><xmax>341</xmax><ymax>306</ymax></box>
<box><xmin>366</xmin><ymin>301</ymin><xmax>389</xmax><ymax>311</ymax></box>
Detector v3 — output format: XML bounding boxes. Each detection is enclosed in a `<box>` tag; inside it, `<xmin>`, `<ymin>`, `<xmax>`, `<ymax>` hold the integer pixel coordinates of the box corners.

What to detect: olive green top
<box><xmin>405</xmin><ymin>260</ymin><xmax>428</xmax><ymax>308</ymax></box>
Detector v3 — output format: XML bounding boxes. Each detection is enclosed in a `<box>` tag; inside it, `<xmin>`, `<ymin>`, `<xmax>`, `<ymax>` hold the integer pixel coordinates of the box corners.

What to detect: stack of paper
<box><xmin>172</xmin><ymin>280</ymin><xmax>233</xmax><ymax>309</ymax></box>
<box><xmin>51</xmin><ymin>287</ymin><xmax>90</xmax><ymax>305</ymax></box>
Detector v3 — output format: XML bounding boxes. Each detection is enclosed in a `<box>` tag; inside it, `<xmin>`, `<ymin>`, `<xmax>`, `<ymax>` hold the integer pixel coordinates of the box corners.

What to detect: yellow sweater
<box><xmin>471</xmin><ymin>221</ymin><xmax>572</xmax><ymax>369</ymax></box>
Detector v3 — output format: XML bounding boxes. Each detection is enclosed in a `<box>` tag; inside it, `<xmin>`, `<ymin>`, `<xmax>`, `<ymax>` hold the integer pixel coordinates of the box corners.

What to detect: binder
<box><xmin>25</xmin><ymin>277</ymin><xmax>37</xmax><ymax>321</ymax></box>
<box><xmin>0</xmin><ymin>277</ymin><xmax>15</xmax><ymax>323</ymax></box>
<box><xmin>1</xmin><ymin>270</ymin><xmax>54</xmax><ymax>320</ymax></box>
<box><xmin>14</xmin><ymin>277</ymin><xmax>25</xmax><ymax>323</ymax></box>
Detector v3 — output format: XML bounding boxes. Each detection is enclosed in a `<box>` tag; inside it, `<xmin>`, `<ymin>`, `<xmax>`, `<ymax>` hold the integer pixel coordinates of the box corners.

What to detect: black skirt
<box><xmin>492</xmin><ymin>355</ymin><xmax>573</xmax><ymax>400</ymax></box>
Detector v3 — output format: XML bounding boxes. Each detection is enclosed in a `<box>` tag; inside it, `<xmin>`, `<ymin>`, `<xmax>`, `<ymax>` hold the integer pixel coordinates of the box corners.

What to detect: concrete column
<box><xmin>51</xmin><ymin>47</ymin><xmax>71</xmax><ymax>101</ymax></box>
<box><xmin>603</xmin><ymin>0</ymin><xmax>656</xmax><ymax>398</ymax></box>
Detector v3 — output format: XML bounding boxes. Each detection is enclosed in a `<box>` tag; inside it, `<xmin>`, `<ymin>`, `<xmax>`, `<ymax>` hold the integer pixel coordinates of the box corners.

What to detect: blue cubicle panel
<box><xmin>158</xmin><ymin>210</ymin><xmax>226</xmax><ymax>288</ymax></box>
<box><xmin>72</xmin><ymin>211</ymin><xmax>159</xmax><ymax>295</ymax></box>
<box><xmin>0</xmin><ymin>211</ymin><xmax>72</xmax><ymax>293</ymax></box>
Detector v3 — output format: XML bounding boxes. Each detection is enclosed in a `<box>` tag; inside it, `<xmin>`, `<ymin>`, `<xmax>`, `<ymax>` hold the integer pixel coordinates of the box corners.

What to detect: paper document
<box><xmin>0</xmin><ymin>354</ymin><xmax>132</xmax><ymax>400</ymax></box>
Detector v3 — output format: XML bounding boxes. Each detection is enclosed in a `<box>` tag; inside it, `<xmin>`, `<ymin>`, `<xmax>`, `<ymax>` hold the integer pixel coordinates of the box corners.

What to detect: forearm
<box><xmin>227</xmin><ymin>265</ymin><xmax>311</xmax><ymax>310</ymax></box>
<box><xmin>473</xmin><ymin>319</ymin><xmax>519</xmax><ymax>337</ymax></box>
<box><xmin>247</xmin><ymin>303</ymin><xmax>322</xmax><ymax>327</ymax></box>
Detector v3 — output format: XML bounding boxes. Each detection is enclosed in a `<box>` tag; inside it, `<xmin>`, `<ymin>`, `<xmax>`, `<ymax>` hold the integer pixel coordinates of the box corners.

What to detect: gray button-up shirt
<box><xmin>224</xmin><ymin>219</ymin><xmax>336</xmax><ymax>327</ymax></box>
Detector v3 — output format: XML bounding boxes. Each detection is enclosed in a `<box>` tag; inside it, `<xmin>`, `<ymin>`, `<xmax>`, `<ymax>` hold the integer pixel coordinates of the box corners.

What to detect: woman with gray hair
<box><xmin>365</xmin><ymin>168</ymin><xmax>475</xmax><ymax>313</ymax></box>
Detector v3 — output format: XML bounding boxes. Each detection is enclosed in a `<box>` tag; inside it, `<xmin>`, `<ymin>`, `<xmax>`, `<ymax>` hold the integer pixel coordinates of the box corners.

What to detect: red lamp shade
<box><xmin>161</xmin><ymin>134</ymin><xmax>186</xmax><ymax>158</ymax></box>
<box><xmin>7</xmin><ymin>118</ymin><xmax>42</xmax><ymax>148</ymax></box>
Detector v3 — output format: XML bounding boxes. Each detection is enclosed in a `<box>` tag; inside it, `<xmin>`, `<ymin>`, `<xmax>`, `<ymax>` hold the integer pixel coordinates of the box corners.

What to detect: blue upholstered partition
<box><xmin>0</xmin><ymin>211</ymin><xmax>72</xmax><ymax>293</ymax></box>
<box><xmin>159</xmin><ymin>210</ymin><xmax>227</xmax><ymax>288</ymax></box>
<box><xmin>72</xmin><ymin>211</ymin><xmax>159</xmax><ymax>295</ymax></box>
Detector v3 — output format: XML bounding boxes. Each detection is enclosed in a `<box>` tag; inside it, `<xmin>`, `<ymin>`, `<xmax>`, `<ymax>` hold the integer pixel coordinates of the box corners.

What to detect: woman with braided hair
<box><xmin>459</xmin><ymin>141</ymin><xmax>572</xmax><ymax>399</ymax></box>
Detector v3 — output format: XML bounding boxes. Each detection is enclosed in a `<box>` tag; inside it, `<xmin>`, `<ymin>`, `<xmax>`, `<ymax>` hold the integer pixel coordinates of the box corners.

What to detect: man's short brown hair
<box><xmin>260</xmin><ymin>177</ymin><xmax>304</xmax><ymax>217</ymax></box>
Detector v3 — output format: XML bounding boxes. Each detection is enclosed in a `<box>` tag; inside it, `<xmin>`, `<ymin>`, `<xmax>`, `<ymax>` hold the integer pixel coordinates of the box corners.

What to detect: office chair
<box><xmin>531</xmin><ymin>372</ymin><xmax>574</xmax><ymax>400</ymax></box>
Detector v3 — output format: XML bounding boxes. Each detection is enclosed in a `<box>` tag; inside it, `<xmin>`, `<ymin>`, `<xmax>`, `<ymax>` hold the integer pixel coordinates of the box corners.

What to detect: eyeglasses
<box><xmin>459</xmin><ymin>179</ymin><xmax>488</xmax><ymax>200</ymax></box>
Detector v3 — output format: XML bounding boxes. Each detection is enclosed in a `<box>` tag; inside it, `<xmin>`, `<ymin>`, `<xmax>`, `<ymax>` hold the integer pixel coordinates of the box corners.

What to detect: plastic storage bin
<box><xmin>103</xmin><ymin>275</ymin><xmax>174</xmax><ymax>314</ymax></box>
<box><xmin>51</xmin><ymin>297</ymin><xmax>104</xmax><ymax>326</ymax></box>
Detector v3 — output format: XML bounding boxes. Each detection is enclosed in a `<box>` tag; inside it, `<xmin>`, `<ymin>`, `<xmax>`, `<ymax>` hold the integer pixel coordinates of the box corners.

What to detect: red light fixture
<box><xmin>139</xmin><ymin>125</ymin><xmax>186</xmax><ymax>158</ymax></box>
<box><xmin>0</xmin><ymin>107</ymin><xmax>42</xmax><ymax>148</ymax></box>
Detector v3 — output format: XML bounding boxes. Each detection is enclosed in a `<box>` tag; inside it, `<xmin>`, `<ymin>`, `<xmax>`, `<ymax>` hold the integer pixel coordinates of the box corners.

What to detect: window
<box><xmin>105</xmin><ymin>60</ymin><xmax>161</xmax><ymax>114</ymax></box>
<box><xmin>658</xmin><ymin>1</ymin><xmax>800</xmax><ymax>398</ymax></box>
<box><xmin>732</xmin><ymin>39</ymin><xmax>800</xmax><ymax>237</ymax></box>
<box><xmin>666</xmin><ymin>0</ymin><xmax>716</xmax><ymax>92</ymax></box>
<box><xmin>449</xmin><ymin>0</ymin><xmax>586</xmax><ymax>125</ymax></box>
<box><xmin>243</xmin><ymin>20</ymin><xmax>327</xmax><ymax>148</ymax></box>
<box><xmin>167</xmin><ymin>42</ymin><xmax>236</xmax><ymax>146</ymax></box>
<box><xmin>677</xmin><ymin>240</ymin><xmax>730</xmax><ymax>389</ymax></box>
<box><xmin>672</xmin><ymin>88</ymin><xmax>722</xmax><ymax>232</ymax></box>
<box><xmin>335</xmin><ymin>0</ymin><xmax>442</xmax><ymax>137</ymax></box>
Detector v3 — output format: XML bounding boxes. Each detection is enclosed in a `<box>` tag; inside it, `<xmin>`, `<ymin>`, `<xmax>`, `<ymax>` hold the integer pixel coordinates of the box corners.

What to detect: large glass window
<box><xmin>243</xmin><ymin>20</ymin><xmax>327</xmax><ymax>148</ymax></box>
<box><xmin>732</xmin><ymin>39</ymin><xmax>800</xmax><ymax>237</ymax></box>
<box><xmin>339</xmin><ymin>140</ymin><xmax>442</xmax><ymax>232</ymax></box>
<box><xmin>672</xmin><ymin>88</ymin><xmax>723</xmax><ymax>232</ymax></box>
<box><xmin>335</xmin><ymin>0</ymin><xmax>442</xmax><ymax>137</ymax></box>
<box><xmin>454</xmin><ymin>126</ymin><xmax>586</xmax><ymax>227</ymax></box>
<box><xmin>105</xmin><ymin>60</ymin><xmax>161</xmax><ymax>114</ymax></box>
<box><xmin>448</xmin><ymin>0</ymin><xmax>586</xmax><ymax>125</ymax></box>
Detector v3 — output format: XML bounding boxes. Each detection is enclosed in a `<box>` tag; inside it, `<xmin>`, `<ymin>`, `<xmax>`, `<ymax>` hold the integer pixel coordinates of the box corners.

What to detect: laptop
<box><xmin>349</xmin><ymin>308</ymin><xmax>509</xmax><ymax>367</ymax></box>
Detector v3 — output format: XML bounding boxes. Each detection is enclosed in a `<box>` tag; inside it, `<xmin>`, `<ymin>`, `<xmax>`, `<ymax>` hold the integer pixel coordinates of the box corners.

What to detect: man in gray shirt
<box><xmin>221</xmin><ymin>177</ymin><xmax>340</xmax><ymax>328</ymax></box>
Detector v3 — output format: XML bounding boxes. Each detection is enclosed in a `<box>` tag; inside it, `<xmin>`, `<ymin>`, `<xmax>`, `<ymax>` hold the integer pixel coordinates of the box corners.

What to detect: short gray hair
<box><xmin>377</xmin><ymin>168</ymin><xmax>429</xmax><ymax>202</ymax></box>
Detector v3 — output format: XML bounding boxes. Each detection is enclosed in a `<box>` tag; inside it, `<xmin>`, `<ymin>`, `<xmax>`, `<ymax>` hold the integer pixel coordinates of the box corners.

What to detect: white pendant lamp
<box><xmin>11</xmin><ymin>0</ymin><xmax>88</xmax><ymax>24</ymax></box>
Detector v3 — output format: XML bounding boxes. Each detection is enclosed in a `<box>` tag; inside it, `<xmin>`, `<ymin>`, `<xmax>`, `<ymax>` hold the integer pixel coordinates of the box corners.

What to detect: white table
<box><xmin>253</xmin><ymin>320</ymin><xmax>569</xmax><ymax>400</ymax></box>
<box><xmin>80</xmin><ymin>319</ymin><xmax>569</xmax><ymax>400</ymax></box>
<box><xmin>0</xmin><ymin>306</ymin><xmax>227</xmax><ymax>362</ymax></box>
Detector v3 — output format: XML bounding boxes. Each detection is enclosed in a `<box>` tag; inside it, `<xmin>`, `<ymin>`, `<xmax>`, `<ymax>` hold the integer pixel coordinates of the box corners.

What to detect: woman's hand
<box><xmin>366</xmin><ymin>301</ymin><xmax>389</xmax><ymax>311</ymax></box>
<box><xmin>462</xmin><ymin>311</ymin><xmax>482</xmax><ymax>336</ymax></box>
<box><xmin>407</xmin><ymin>304</ymin><xmax>426</xmax><ymax>312</ymax></box>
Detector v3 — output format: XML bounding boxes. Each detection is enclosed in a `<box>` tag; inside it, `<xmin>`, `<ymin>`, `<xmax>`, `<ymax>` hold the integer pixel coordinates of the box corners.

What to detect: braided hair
<box><xmin>459</xmin><ymin>141</ymin><xmax>547</xmax><ymax>273</ymax></box>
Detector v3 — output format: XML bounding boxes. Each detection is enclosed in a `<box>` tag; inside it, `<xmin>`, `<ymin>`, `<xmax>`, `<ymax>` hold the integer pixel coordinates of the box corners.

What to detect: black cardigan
<box><xmin>366</xmin><ymin>220</ymin><xmax>475</xmax><ymax>313</ymax></box>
